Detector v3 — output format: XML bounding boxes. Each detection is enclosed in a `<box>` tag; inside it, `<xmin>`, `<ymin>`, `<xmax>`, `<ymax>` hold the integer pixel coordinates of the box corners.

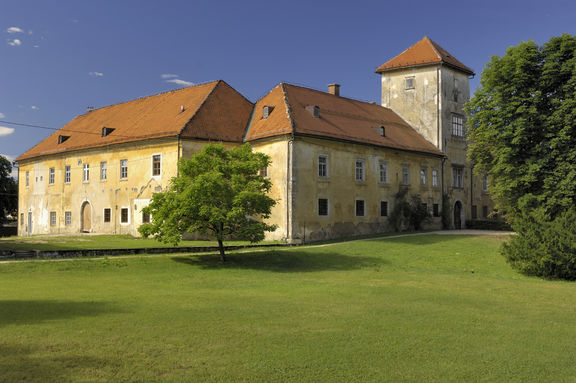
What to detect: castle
<box><xmin>16</xmin><ymin>37</ymin><xmax>494</xmax><ymax>242</ymax></box>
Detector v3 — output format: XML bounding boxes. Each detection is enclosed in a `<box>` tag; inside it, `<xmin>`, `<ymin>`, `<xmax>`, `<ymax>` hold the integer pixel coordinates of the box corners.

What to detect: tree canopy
<box><xmin>466</xmin><ymin>34</ymin><xmax>576</xmax><ymax>279</ymax></box>
<box><xmin>465</xmin><ymin>34</ymin><xmax>576</xmax><ymax>220</ymax></box>
<box><xmin>0</xmin><ymin>155</ymin><xmax>17</xmax><ymax>224</ymax></box>
<box><xmin>139</xmin><ymin>143</ymin><xmax>276</xmax><ymax>262</ymax></box>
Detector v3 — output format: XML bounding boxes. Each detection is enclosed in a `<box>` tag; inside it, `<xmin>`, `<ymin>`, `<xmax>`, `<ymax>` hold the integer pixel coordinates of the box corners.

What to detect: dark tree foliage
<box><xmin>0</xmin><ymin>155</ymin><xmax>17</xmax><ymax>224</ymax></box>
<box><xmin>139</xmin><ymin>143</ymin><xmax>276</xmax><ymax>262</ymax></box>
<box><xmin>466</xmin><ymin>34</ymin><xmax>576</xmax><ymax>279</ymax></box>
<box><xmin>389</xmin><ymin>188</ymin><xmax>430</xmax><ymax>232</ymax></box>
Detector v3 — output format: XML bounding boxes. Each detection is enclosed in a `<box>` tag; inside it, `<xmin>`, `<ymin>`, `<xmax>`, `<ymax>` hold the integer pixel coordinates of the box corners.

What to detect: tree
<box><xmin>465</xmin><ymin>34</ymin><xmax>576</xmax><ymax>279</ymax></box>
<box><xmin>0</xmin><ymin>155</ymin><xmax>17</xmax><ymax>224</ymax></box>
<box><xmin>139</xmin><ymin>143</ymin><xmax>277</xmax><ymax>262</ymax></box>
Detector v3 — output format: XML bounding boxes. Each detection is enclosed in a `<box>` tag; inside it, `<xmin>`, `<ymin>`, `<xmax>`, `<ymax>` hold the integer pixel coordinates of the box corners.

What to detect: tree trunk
<box><xmin>217</xmin><ymin>238</ymin><xmax>226</xmax><ymax>263</ymax></box>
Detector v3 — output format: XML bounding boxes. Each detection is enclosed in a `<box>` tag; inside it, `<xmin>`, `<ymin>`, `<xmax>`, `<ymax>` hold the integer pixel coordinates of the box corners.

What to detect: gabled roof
<box><xmin>245</xmin><ymin>83</ymin><xmax>444</xmax><ymax>157</ymax></box>
<box><xmin>375</xmin><ymin>37</ymin><xmax>475</xmax><ymax>76</ymax></box>
<box><xmin>17</xmin><ymin>80</ymin><xmax>253</xmax><ymax>161</ymax></box>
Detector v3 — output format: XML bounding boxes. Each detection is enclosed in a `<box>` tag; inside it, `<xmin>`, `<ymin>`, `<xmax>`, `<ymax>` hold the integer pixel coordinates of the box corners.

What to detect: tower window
<box><xmin>452</xmin><ymin>114</ymin><xmax>465</xmax><ymax>137</ymax></box>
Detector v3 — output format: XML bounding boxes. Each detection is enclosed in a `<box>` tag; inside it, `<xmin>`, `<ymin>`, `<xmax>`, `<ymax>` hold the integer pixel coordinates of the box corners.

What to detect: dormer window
<box><xmin>262</xmin><ymin>106</ymin><xmax>274</xmax><ymax>119</ymax></box>
<box><xmin>58</xmin><ymin>135</ymin><xmax>70</xmax><ymax>144</ymax></box>
<box><xmin>102</xmin><ymin>127</ymin><xmax>115</xmax><ymax>137</ymax></box>
<box><xmin>306</xmin><ymin>105</ymin><xmax>320</xmax><ymax>118</ymax></box>
<box><xmin>378</xmin><ymin>126</ymin><xmax>386</xmax><ymax>137</ymax></box>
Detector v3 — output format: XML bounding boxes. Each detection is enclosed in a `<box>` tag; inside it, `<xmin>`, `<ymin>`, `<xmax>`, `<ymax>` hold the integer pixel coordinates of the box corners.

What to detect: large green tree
<box><xmin>139</xmin><ymin>143</ymin><xmax>276</xmax><ymax>262</ymax></box>
<box><xmin>466</xmin><ymin>34</ymin><xmax>576</xmax><ymax>279</ymax></box>
<box><xmin>466</xmin><ymin>34</ymin><xmax>576</xmax><ymax>220</ymax></box>
<box><xmin>0</xmin><ymin>155</ymin><xmax>17</xmax><ymax>224</ymax></box>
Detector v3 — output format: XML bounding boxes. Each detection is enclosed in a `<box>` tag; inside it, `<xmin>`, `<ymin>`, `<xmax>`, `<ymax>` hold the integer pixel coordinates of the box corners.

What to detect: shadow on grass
<box><xmin>0</xmin><ymin>300</ymin><xmax>121</xmax><ymax>327</ymax></box>
<box><xmin>0</xmin><ymin>343</ymin><xmax>115</xmax><ymax>382</ymax></box>
<box><xmin>171</xmin><ymin>250</ymin><xmax>387</xmax><ymax>272</ymax></box>
<box><xmin>377</xmin><ymin>233</ymin><xmax>482</xmax><ymax>246</ymax></box>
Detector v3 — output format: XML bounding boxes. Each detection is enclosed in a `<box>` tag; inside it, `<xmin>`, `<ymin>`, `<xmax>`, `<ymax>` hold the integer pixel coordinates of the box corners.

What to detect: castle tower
<box><xmin>376</xmin><ymin>37</ymin><xmax>488</xmax><ymax>228</ymax></box>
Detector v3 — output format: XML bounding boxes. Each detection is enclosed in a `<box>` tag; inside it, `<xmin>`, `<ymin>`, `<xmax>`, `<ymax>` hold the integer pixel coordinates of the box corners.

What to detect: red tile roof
<box><xmin>375</xmin><ymin>37</ymin><xmax>474</xmax><ymax>75</ymax></box>
<box><xmin>17</xmin><ymin>80</ymin><xmax>253</xmax><ymax>161</ymax></box>
<box><xmin>245</xmin><ymin>83</ymin><xmax>444</xmax><ymax>157</ymax></box>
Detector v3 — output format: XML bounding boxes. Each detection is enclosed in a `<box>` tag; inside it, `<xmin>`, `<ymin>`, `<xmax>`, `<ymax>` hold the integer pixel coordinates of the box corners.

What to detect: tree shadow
<box><xmin>171</xmin><ymin>250</ymin><xmax>387</xmax><ymax>272</ymax></box>
<box><xmin>0</xmin><ymin>343</ymin><xmax>116</xmax><ymax>382</ymax></box>
<box><xmin>0</xmin><ymin>300</ymin><xmax>122</xmax><ymax>327</ymax></box>
<box><xmin>377</xmin><ymin>233</ymin><xmax>485</xmax><ymax>246</ymax></box>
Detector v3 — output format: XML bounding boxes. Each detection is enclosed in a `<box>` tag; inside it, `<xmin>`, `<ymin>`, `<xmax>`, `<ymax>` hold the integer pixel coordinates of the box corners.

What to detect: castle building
<box><xmin>16</xmin><ymin>37</ymin><xmax>494</xmax><ymax>242</ymax></box>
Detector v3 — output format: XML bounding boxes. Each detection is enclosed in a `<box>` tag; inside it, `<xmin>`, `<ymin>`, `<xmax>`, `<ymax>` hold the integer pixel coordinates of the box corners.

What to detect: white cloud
<box><xmin>33</xmin><ymin>45</ymin><xmax>39</xmax><ymax>48</ymax></box>
<box><xmin>166</xmin><ymin>78</ymin><xmax>195</xmax><ymax>86</ymax></box>
<box><xmin>8</xmin><ymin>39</ymin><xmax>21</xmax><ymax>46</ymax></box>
<box><xmin>0</xmin><ymin>127</ymin><xmax>15</xmax><ymax>137</ymax></box>
<box><xmin>161</xmin><ymin>74</ymin><xmax>179</xmax><ymax>79</ymax></box>
<box><xmin>89</xmin><ymin>71</ymin><xmax>104</xmax><ymax>77</ymax></box>
<box><xmin>30</xmin><ymin>105</ymin><xmax>39</xmax><ymax>110</ymax></box>
<box><xmin>0</xmin><ymin>112</ymin><xmax>5</xmax><ymax>118</ymax></box>
<box><xmin>6</xmin><ymin>27</ymin><xmax>24</xmax><ymax>34</ymax></box>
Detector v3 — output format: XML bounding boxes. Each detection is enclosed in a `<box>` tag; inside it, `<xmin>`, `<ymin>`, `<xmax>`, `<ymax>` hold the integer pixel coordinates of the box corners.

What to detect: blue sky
<box><xmin>1</xmin><ymin>0</ymin><xmax>575</xmax><ymax>177</ymax></box>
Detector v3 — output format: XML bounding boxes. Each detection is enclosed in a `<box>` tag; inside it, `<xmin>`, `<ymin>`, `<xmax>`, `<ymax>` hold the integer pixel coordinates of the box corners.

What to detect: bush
<box><xmin>503</xmin><ymin>208</ymin><xmax>576</xmax><ymax>280</ymax></box>
<box><xmin>465</xmin><ymin>219</ymin><xmax>512</xmax><ymax>231</ymax></box>
<box><xmin>389</xmin><ymin>189</ymin><xmax>430</xmax><ymax>232</ymax></box>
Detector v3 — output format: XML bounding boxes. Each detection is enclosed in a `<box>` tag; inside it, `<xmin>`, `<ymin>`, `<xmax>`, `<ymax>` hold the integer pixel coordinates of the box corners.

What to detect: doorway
<box><xmin>81</xmin><ymin>201</ymin><xmax>92</xmax><ymax>232</ymax></box>
<box><xmin>453</xmin><ymin>201</ymin><xmax>462</xmax><ymax>230</ymax></box>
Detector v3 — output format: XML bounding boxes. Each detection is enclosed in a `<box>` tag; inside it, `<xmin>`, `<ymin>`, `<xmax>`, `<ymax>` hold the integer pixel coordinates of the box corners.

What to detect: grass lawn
<box><xmin>1</xmin><ymin>233</ymin><xmax>576</xmax><ymax>382</ymax></box>
<box><xmin>0</xmin><ymin>234</ymin><xmax>277</xmax><ymax>251</ymax></box>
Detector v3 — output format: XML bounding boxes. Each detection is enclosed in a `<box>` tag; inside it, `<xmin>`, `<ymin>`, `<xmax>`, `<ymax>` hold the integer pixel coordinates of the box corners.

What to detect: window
<box><xmin>100</xmin><ymin>162</ymin><xmax>107</xmax><ymax>180</ymax></box>
<box><xmin>379</xmin><ymin>161</ymin><xmax>388</xmax><ymax>183</ymax></box>
<box><xmin>152</xmin><ymin>155</ymin><xmax>161</xmax><ymax>176</ymax></box>
<box><xmin>262</xmin><ymin>106</ymin><xmax>273</xmax><ymax>118</ymax></box>
<box><xmin>433</xmin><ymin>204</ymin><xmax>440</xmax><ymax>217</ymax></box>
<box><xmin>355</xmin><ymin>159</ymin><xmax>365</xmax><ymax>182</ymax></box>
<box><xmin>472</xmin><ymin>205</ymin><xmax>477</xmax><ymax>219</ymax></box>
<box><xmin>49</xmin><ymin>168</ymin><xmax>55</xmax><ymax>184</ymax></box>
<box><xmin>482</xmin><ymin>175</ymin><xmax>488</xmax><ymax>192</ymax></box>
<box><xmin>26</xmin><ymin>171</ymin><xmax>29</xmax><ymax>187</ymax></box>
<box><xmin>121</xmin><ymin>208</ymin><xmax>129</xmax><ymax>223</ymax></box>
<box><xmin>482</xmin><ymin>205</ymin><xmax>488</xmax><ymax>219</ymax></box>
<box><xmin>50</xmin><ymin>212</ymin><xmax>56</xmax><ymax>226</ymax></box>
<box><xmin>259</xmin><ymin>167</ymin><xmax>268</xmax><ymax>177</ymax></box>
<box><xmin>65</xmin><ymin>165</ymin><xmax>71</xmax><ymax>183</ymax></box>
<box><xmin>452</xmin><ymin>114</ymin><xmax>465</xmax><ymax>137</ymax></box>
<box><xmin>420</xmin><ymin>168</ymin><xmax>427</xmax><ymax>185</ymax></box>
<box><xmin>103</xmin><ymin>208</ymin><xmax>111</xmax><ymax>223</ymax></box>
<box><xmin>405</xmin><ymin>76</ymin><xmax>415</xmax><ymax>89</ymax></box>
<box><xmin>432</xmin><ymin>169</ymin><xmax>438</xmax><ymax>187</ymax></box>
<box><xmin>318</xmin><ymin>198</ymin><xmax>328</xmax><ymax>216</ymax></box>
<box><xmin>142</xmin><ymin>211</ymin><xmax>150</xmax><ymax>223</ymax></box>
<box><xmin>83</xmin><ymin>163</ymin><xmax>89</xmax><ymax>182</ymax></box>
<box><xmin>452</xmin><ymin>167</ymin><xmax>464</xmax><ymax>188</ymax></box>
<box><xmin>318</xmin><ymin>155</ymin><xmax>328</xmax><ymax>178</ymax></box>
<box><xmin>453</xmin><ymin>79</ymin><xmax>459</xmax><ymax>102</ymax></box>
<box><xmin>120</xmin><ymin>159</ymin><xmax>128</xmax><ymax>179</ymax></box>
<box><xmin>65</xmin><ymin>211</ymin><xmax>71</xmax><ymax>226</ymax></box>
<box><xmin>380</xmin><ymin>201</ymin><xmax>388</xmax><ymax>217</ymax></box>
<box><xmin>402</xmin><ymin>165</ymin><xmax>410</xmax><ymax>185</ymax></box>
<box><xmin>355</xmin><ymin>200</ymin><xmax>365</xmax><ymax>217</ymax></box>
<box><xmin>20</xmin><ymin>213</ymin><xmax>24</xmax><ymax>225</ymax></box>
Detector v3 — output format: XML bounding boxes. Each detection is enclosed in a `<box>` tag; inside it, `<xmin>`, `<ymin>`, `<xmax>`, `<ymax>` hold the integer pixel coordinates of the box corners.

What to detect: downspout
<box><xmin>177</xmin><ymin>133</ymin><xmax>181</xmax><ymax>177</ymax></box>
<box><xmin>286</xmin><ymin>136</ymin><xmax>294</xmax><ymax>243</ymax></box>
<box><xmin>470</xmin><ymin>165</ymin><xmax>474</xmax><ymax>222</ymax></box>
<box><xmin>436</xmin><ymin>66</ymin><xmax>441</xmax><ymax>150</ymax></box>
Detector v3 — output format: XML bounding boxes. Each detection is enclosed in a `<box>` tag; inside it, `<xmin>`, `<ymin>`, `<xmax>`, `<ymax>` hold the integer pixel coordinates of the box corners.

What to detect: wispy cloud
<box><xmin>30</xmin><ymin>105</ymin><xmax>39</xmax><ymax>110</ymax></box>
<box><xmin>8</xmin><ymin>39</ymin><xmax>21</xmax><ymax>46</ymax></box>
<box><xmin>6</xmin><ymin>27</ymin><xmax>24</xmax><ymax>34</ymax></box>
<box><xmin>161</xmin><ymin>74</ymin><xmax>179</xmax><ymax>79</ymax></box>
<box><xmin>0</xmin><ymin>127</ymin><xmax>15</xmax><ymax>137</ymax></box>
<box><xmin>89</xmin><ymin>71</ymin><xmax>104</xmax><ymax>77</ymax></box>
<box><xmin>166</xmin><ymin>78</ymin><xmax>195</xmax><ymax>86</ymax></box>
<box><xmin>0</xmin><ymin>112</ymin><xmax>5</xmax><ymax>118</ymax></box>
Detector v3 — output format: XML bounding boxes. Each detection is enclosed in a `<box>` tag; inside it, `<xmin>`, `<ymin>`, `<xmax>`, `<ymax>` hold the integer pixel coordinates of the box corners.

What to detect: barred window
<box><xmin>355</xmin><ymin>200</ymin><xmax>365</xmax><ymax>217</ymax></box>
<box><xmin>380</xmin><ymin>201</ymin><xmax>388</xmax><ymax>217</ymax></box>
<box><xmin>318</xmin><ymin>198</ymin><xmax>328</xmax><ymax>216</ymax></box>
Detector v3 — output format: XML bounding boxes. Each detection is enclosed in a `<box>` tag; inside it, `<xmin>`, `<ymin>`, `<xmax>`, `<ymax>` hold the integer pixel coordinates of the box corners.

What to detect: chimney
<box><xmin>86</xmin><ymin>106</ymin><xmax>95</xmax><ymax>113</ymax></box>
<box><xmin>328</xmin><ymin>84</ymin><xmax>340</xmax><ymax>97</ymax></box>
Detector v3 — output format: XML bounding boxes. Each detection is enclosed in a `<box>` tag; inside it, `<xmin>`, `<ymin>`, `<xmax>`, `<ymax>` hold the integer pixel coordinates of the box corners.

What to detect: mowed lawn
<box><xmin>1</xmin><ymin>234</ymin><xmax>576</xmax><ymax>382</ymax></box>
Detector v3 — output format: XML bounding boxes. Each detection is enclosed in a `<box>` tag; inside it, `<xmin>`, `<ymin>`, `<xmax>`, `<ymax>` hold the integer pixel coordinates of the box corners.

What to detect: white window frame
<box><xmin>26</xmin><ymin>171</ymin><xmax>29</xmax><ymax>187</ymax></box>
<box><xmin>432</xmin><ymin>169</ymin><xmax>439</xmax><ymax>187</ymax></box>
<box><xmin>120</xmin><ymin>159</ymin><xmax>128</xmax><ymax>180</ymax></box>
<box><xmin>49</xmin><ymin>168</ymin><xmax>55</xmax><ymax>185</ymax></box>
<box><xmin>482</xmin><ymin>175</ymin><xmax>489</xmax><ymax>192</ymax></box>
<box><xmin>152</xmin><ymin>154</ymin><xmax>161</xmax><ymax>177</ymax></box>
<box><xmin>103</xmin><ymin>208</ymin><xmax>111</xmax><ymax>223</ymax></box>
<box><xmin>405</xmin><ymin>76</ymin><xmax>415</xmax><ymax>90</ymax></box>
<box><xmin>50</xmin><ymin>211</ymin><xmax>56</xmax><ymax>226</ymax></box>
<box><xmin>453</xmin><ymin>167</ymin><xmax>464</xmax><ymax>189</ymax></box>
<box><xmin>83</xmin><ymin>163</ymin><xmax>89</xmax><ymax>182</ymax></box>
<box><xmin>318</xmin><ymin>155</ymin><xmax>328</xmax><ymax>178</ymax></box>
<box><xmin>65</xmin><ymin>165</ymin><xmax>71</xmax><ymax>184</ymax></box>
<box><xmin>420</xmin><ymin>168</ymin><xmax>427</xmax><ymax>186</ymax></box>
<box><xmin>378</xmin><ymin>160</ymin><xmax>388</xmax><ymax>184</ymax></box>
<box><xmin>402</xmin><ymin>165</ymin><xmax>410</xmax><ymax>185</ymax></box>
<box><xmin>65</xmin><ymin>211</ymin><xmax>71</xmax><ymax>226</ymax></box>
<box><xmin>355</xmin><ymin>199</ymin><xmax>366</xmax><ymax>217</ymax></box>
<box><xmin>100</xmin><ymin>161</ymin><xmax>107</xmax><ymax>181</ymax></box>
<box><xmin>452</xmin><ymin>114</ymin><xmax>465</xmax><ymax>137</ymax></box>
<box><xmin>355</xmin><ymin>159</ymin><xmax>365</xmax><ymax>182</ymax></box>
<box><xmin>120</xmin><ymin>207</ymin><xmax>130</xmax><ymax>225</ymax></box>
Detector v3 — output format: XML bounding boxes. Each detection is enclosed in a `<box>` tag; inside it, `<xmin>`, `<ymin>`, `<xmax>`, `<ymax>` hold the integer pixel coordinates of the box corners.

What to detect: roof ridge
<box><xmin>424</xmin><ymin>36</ymin><xmax>443</xmax><ymax>61</ymax></box>
<box><xmin>280</xmin><ymin>83</ymin><xmax>296</xmax><ymax>135</ymax></box>
<box><xmin>281</xmin><ymin>82</ymin><xmax>377</xmax><ymax>105</ymax></box>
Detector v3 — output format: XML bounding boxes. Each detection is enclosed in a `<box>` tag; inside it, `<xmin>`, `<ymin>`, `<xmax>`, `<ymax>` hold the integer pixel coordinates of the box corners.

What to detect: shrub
<box><xmin>502</xmin><ymin>208</ymin><xmax>576</xmax><ymax>280</ymax></box>
<box><xmin>465</xmin><ymin>219</ymin><xmax>512</xmax><ymax>231</ymax></box>
<box><xmin>441</xmin><ymin>193</ymin><xmax>451</xmax><ymax>230</ymax></box>
<box><xmin>389</xmin><ymin>189</ymin><xmax>430</xmax><ymax>232</ymax></box>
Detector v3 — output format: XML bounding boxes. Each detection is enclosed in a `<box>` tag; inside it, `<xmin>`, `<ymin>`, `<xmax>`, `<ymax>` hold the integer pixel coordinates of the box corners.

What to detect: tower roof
<box><xmin>375</xmin><ymin>37</ymin><xmax>475</xmax><ymax>75</ymax></box>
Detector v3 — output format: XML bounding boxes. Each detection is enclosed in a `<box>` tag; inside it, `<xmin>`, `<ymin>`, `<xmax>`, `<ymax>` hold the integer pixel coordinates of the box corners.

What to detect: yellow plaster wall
<box><xmin>18</xmin><ymin>138</ymin><xmax>179</xmax><ymax>236</ymax></box>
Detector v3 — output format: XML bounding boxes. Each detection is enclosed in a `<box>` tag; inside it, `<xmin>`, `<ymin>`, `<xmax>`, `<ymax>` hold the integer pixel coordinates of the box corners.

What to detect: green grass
<box><xmin>1</xmin><ymin>234</ymin><xmax>576</xmax><ymax>382</ymax></box>
<box><xmin>0</xmin><ymin>234</ymin><xmax>277</xmax><ymax>251</ymax></box>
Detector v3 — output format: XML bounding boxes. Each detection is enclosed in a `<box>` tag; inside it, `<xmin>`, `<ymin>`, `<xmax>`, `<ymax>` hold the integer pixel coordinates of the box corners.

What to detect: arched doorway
<box><xmin>81</xmin><ymin>201</ymin><xmax>92</xmax><ymax>232</ymax></box>
<box><xmin>453</xmin><ymin>201</ymin><xmax>462</xmax><ymax>230</ymax></box>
